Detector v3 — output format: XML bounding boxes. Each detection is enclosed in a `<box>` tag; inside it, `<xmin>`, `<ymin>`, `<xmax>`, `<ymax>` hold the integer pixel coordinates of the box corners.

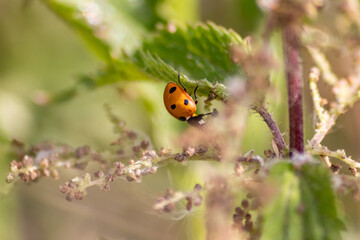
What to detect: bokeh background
<box><xmin>1</xmin><ymin>0</ymin><xmax>359</xmax><ymax>239</ymax></box>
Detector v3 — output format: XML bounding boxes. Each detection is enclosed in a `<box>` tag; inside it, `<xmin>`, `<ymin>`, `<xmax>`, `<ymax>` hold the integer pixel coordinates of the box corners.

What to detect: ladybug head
<box><xmin>186</xmin><ymin>109</ymin><xmax>219</xmax><ymax>128</ymax></box>
<box><xmin>187</xmin><ymin>115</ymin><xmax>206</xmax><ymax>128</ymax></box>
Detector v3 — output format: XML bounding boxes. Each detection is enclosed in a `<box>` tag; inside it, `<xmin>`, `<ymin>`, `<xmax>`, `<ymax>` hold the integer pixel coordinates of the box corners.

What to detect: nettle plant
<box><xmin>5</xmin><ymin>0</ymin><xmax>360</xmax><ymax>239</ymax></box>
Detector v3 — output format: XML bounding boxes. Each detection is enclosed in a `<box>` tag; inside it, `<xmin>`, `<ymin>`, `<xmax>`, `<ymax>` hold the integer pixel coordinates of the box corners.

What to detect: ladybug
<box><xmin>163</xmin><ymin>74</ymin><xmax>217</xmax><ymax>127</ymax></box>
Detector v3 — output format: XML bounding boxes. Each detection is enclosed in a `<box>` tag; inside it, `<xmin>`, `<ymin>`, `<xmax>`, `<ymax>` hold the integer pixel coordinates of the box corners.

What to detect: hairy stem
<box><xmin>307</xmin><ymin>145</ymin><xmax>360</xmax><ymax>169</ymax></box>
<box><xmin>282</xmin><ymin>24</ymin><xmax>304</xmax><ymax>154</ymax></box>
<box><xmin>252</xmin><ymin>105</ymin><xmax>286</xmax><ymax>153</ymax></box>
<box><xmin>310</xmin><ymin>114</ymin><xmax>336</xmax><ymax>146</ymax></box>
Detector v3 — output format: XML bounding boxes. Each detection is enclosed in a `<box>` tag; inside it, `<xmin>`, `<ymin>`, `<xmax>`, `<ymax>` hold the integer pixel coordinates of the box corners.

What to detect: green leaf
<box><xmin>51</xmin><ymin>22</ymin><xmax>246</xmax><ymax>103</ymax></box>
<box><xmin>41</xmin><ymin>1</ymin><xmax>242</xmax><ymax>102</ymax></box>
<box><xmin>261</xmin><ymin>162</ymin><xmax>344</xmax><ymax>240</ymax></box>
<box><xmin>50</xmin><ymin>59</ymin><xmax>151</xmax><ymax>103</ymax></box>
<box><xmin>261</xmin><ymin>162</ymin><xmax>302</xmax><ymax>240</ymax></box>
<box><xmin>136</xmin><ymin>22</ymin><xmax>246</xmax><ymax>83</ymax></box>
<box><xmin>41</xmin><ymin>0</ymin><xmax>112</xmax><ymax>62</ymax></box>
<box><xmin>234</xmin><ymin>0</ymin><xmax>263</xmax><ymax>34</ymax></box>
<box><xmin>300</xmin><ymin>164</ymin><xmax>345</xmax><ymax>240</ymax></box>
<box><xmin>108</xmin><ymin>0</ymin><xmax>167</xmax><ymax>30</ymax></box>
<box><xmin>130</xmin><ymin>22</ymin><xmax>248</xmax><ymax>100</ymax></box>
<box><xmin>41</xmin><ymin>0</ymin><xmax>147</xmax><ymax>60</ymax></box>
<box><xmin>133</xmin><ymin>51</ymin><xmax>229</xmax><ymax>99</ymax></box>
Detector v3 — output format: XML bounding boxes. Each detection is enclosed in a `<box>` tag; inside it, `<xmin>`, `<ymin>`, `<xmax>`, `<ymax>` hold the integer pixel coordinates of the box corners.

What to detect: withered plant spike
<box><xmin>282</xmin><ymin>24</ymin><xmax>304</xmax><ymax>154</ymax></box>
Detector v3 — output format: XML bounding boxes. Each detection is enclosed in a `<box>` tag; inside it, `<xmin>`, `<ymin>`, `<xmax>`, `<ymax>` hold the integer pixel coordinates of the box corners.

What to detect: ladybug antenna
<box><xmin>177</xmin><ymin>71</ymin><xmax>187</xmax><ymax>92</ymax></box>
<box><xmin>193</xmin><ymin>85</ymin><xmax>198</xmax><ymax>104</ymax></box>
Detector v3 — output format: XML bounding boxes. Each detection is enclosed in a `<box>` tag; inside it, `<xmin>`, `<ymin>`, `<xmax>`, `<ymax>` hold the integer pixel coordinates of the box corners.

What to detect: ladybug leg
<box><xmin>211</xmin><ymin>108</ymin><xmax>219</xmax><ymax>117</ymax></box>
<box><xmin>177</xmin><ymin>72</ymin><xmax>187</xmax><ymax>92</ymax></box>
<box><xmin>198</xmin><ymin>108</ymin><xmax>218</xmax><ymax>118</ymax></box>
<box><xmin>193</xmin><ymin>85</ymin><xmax>199</xmax><ymax>104</ymax></box>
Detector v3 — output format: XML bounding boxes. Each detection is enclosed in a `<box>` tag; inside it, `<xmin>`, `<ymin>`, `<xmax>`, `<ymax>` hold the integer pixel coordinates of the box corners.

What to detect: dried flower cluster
<box><xmin>5</xmin><ymin>141</ymin><xmax>105</xmax><ymax>184</ymax></box>
<box><xmin>232</xmin><ymin>195</ymin><xmax>262</xmax><ymax>238</ymax></box>
<box><xmin>306</xmin><ymin>50</ymin><xmax>360</xmax><ymax>171</ymax></box>
<box><xmin>5</xmin><ymin>105</ymin><xmax>228</xmax><ymax>203</ymax></box>
<box><xmin>154</xmin><ymin>184</ymin><xmax>203</xmax><ymax>213</ymax></box>
<box><xmin>7</xmin><ymin>156</ymin><xmax>59</xmax><ymax>183</ymax></box>
<box><xmin>174</xmin><ymin>144</ymin><xmax>219</xmax><ymax>162</ymax></box>
<box><xmin>59</xmin><ymin>149</ymin><xmax>159</xmax><ymax>201</ymax></box>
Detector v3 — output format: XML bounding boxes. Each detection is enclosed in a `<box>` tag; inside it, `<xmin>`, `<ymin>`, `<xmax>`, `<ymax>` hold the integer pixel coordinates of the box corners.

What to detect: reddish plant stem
<box><xmin>282</xmin><ymin>24</ymin><xmax>304</xmax><ymax>154</ymax></box>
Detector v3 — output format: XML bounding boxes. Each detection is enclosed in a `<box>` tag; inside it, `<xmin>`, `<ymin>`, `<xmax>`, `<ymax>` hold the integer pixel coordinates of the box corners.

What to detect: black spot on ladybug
<box><xmin>184</xmin><ymin>99</ymin><xmax>189</xmax><ymax>105</ymax></box>
<box><xmin>171</xmin><ymin>104</ymin><xmax>176</xmax><ymax>110</ymax></box>
<box><xmin>169</xmin><ymin>87</ymin><xmax>177</xmax><ymax>94</ymax></box>
<box><xmin>179</xmin><ymin>117</ymin><xmax>186</xmax><ymax>121</ymax></box>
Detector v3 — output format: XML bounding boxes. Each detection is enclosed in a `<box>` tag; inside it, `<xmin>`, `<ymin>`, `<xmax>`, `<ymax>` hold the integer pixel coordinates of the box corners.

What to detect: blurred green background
<box><xmin>1</xmin><ymin>0</ymin><xmax>359</xmax><ymax>239</ymax></box>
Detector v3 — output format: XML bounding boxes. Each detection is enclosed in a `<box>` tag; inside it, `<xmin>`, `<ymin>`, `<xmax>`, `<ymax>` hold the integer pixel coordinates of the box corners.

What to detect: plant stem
<box><xmin>307</xmin><ymin>145</ymin><xmax>360</xmax><ymax>169</ymax></box>
<box><xmin>252</xmin><ymin>105</ymin><xmax>286</xmax><ymax>153</ymax></box>
<box><xmin>282</xmin><ymin>24</ymin><xmax>304</xmax><ymax>154</ymax></box>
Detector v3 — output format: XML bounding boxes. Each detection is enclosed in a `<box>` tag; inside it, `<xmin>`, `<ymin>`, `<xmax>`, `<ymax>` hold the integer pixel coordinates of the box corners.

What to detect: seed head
<box><xmin>23</xmin><ymin>156</ymin><xmax>33</xmax><ymax>167</ymax></box>
<box><xmin>101</xmin><ymin>183</ymin><xmax>110</xmax><ymax>191</ymax></box>
<box><xmin>20</xmin><ymin>174</ymin><xmax>30</xmax><ymax>183</ymax></box>
<box><xmin>235</xmin><ymin>207</ymin><xmax>244</xmax><ymax>217</ymax></box>
<box><xmin>183</xmin><ymin>146</ymin><xmax>196</xmax><ymax>157</ymax></box>
<box><xmin>244</xmin><ymin>220</ymin><xmax>253</xmax><ymax>232</ymax></box>
<box><xmin>66</xmin><ymin>192</ymin><xmax>74</xmax><ymax>202</ymax></box>
<box><xmin>132</xmin><ymin>145</ymin><xmax>141</xmax><ymax>153</ymax></box>
<box><xmin>6</xmin><ymin>173</ymin><xmax>15</xmax><ymax>183</ymax></box>
<box><xmin>150</xmin><ymin>166</ymin><xmax>157</xmax><ymax>174</ymax></box>
<box><xmin>194</xmin><ymin>184</ymin><xmax>202</xmax><ymax>191</ymax></box>
<box><xmin>186</xmin><ymin>197</ymin><xmax>193</xmax><ymax>211</ymax></box>
<box><xmin>233</xmin><ymin>214</ymin><xmax>242</xmax><ymax>224</ymax></box>
<box><xmin>115</xmin><ymin>168</ymin><xmax>125</xmax><ymax>176</ymax></box>
<box><xmin>59</xmin><ymin>184</ymin><xmax>69</xmax><ymax>193</ymax></box>
<box><xmin>114</xmin><ymin>162</ymin><xmax>125</xmax><ymax>169</ymax></box>
<box><xmin>42</xmin><ymin>169</ymin><xmax>50</xmax><ymax>177</ymax></box>
<box><xmin>75</xmin><ymin>145</ymin><xmax>91</xmax><ymax>158</ymax></box>
<box><xmin>193</xmin><ymin>195</ymin><xmax>202</xmax><ymax>206</ymax></box>
<box><xmin>74</xmin><ymin>191</ymin><xmax>84</xmax><ymax>200</ymax></box>
<box><xmin>126</xmin><ymin>131</ymin><xmax>137</xmax><ymax>140</ymax></box>
<box><xmin>30</xmin><ymin>171</ymin><xmax>38</xmax><ymax>180</ymax></box>
<box><xmin>40</xmin><ymin>158</ymin><xmax>49</xmax><ymax>168</ymax></box>
<box><xmin>141</xmin><ymin>140</ymin><xmax>150</xmax><ymax>149</ymax></box>
<box><xmin>241</xmin><ymin>200</ymin><xmax>249</xmax><ymax>209</ymax></box>
<box><xmin>174</xmin><ymin>153</ymin><xmax>186</xmax><ymax>162</ymax></box>
<box><xmin>94</xmin><ymin>171</ymin><xmax>104</xmax><ymax>179</ymax></box>
<box><xmin>196</xmin><ymin>145</ymin><xmax>208</xmax><ymax>154</ymax></box>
